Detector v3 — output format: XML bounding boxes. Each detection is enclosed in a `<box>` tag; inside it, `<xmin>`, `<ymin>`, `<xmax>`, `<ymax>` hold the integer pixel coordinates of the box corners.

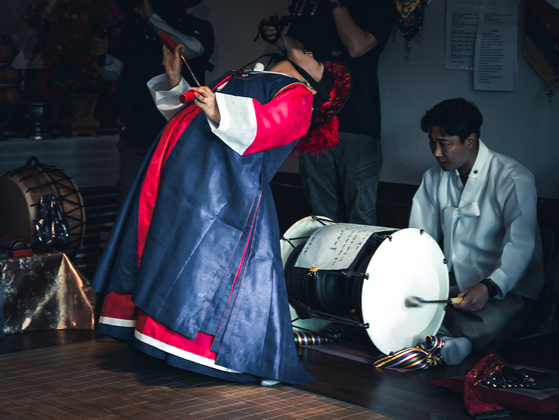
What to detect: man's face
<box><xmin>428</xmin><ymin>125</ymin><xmax>475</xmax><ymax>173</ymax></box>
<box><xmin>287</xmin><ymin>48</ymin><xmax>323</xmax><ymax>83</ymax></box>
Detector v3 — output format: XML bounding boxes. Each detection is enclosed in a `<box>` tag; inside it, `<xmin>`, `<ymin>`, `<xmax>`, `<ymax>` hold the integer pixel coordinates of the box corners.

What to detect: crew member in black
<box><xmin>261</xmin><ymin>0</ymin><xmax>397</xmax><ymax>225</ymax></box>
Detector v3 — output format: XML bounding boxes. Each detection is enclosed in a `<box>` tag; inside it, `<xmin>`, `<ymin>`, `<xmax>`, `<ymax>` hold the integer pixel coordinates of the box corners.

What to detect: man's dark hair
<box><xmin>420</xmin><ymin>98</ymin><xmax>483</xmax><ymax>142</ymax></box>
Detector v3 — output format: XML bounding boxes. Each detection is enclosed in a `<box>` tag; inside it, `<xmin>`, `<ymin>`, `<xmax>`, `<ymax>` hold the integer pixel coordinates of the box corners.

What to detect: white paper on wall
<box><xmin>445</xmin><ymin>0</ymin><xmax>519</xmax><ymax>79</ymax></box>
<box><xmin>445</xmin><ymin>0</ymin><xmax>482</xmax><ymax>70</ymax></box>
<box><xmin>473</xmin><ymin>2</ymin><xmax>518</xmax><ymax>91</ymax></box>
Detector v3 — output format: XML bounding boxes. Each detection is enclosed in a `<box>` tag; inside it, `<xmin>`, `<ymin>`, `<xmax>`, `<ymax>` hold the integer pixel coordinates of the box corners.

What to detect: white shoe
<box><xmin>259</xmin><ymin>378</ymin><xmax>282</xmax><ymax>387</ymax></box>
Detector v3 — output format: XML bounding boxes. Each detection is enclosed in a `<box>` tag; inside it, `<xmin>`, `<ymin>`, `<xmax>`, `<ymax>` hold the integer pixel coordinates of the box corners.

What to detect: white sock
<box><xmin>440</xmin><ymin>336</ymin><xmax>472</xmax><ymax>366</ymax></box>
<box><xmin>260</xmin><ymin>378</ymin><xmax>282</xmax><ymax>387</ymax></box>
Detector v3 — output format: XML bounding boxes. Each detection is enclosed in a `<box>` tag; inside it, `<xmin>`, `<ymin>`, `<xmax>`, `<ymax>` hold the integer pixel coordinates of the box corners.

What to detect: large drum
<box><xmin>281</xmin><ymin>216</ymin><xmax>449</xmax><ymax>355</ymax></box>
<box><xmin>0</xmin><ymin>157</ymin><xmax>86</xmax><ymax>257</ymax></box>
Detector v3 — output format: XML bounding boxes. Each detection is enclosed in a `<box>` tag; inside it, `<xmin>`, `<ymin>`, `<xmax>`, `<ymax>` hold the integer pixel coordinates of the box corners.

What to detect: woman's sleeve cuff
<box><xmin>147</xmin><ymin>74</ymin><xmax>192</xmax><ymax>121</ymax></box>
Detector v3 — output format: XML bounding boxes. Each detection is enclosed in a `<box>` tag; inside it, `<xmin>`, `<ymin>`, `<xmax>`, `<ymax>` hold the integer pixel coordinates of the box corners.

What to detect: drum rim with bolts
<box><xmin>360</xmin><ymin>228</ymin><xmax>449</xmax><ymax>354</ymax></box>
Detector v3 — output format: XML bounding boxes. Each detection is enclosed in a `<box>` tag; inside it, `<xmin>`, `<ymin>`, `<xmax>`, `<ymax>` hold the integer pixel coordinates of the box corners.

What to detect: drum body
<box><xmin>281</xmin><ymin>216</ymin><xmax>449</xmax><ymax>355</ymax></box>
<box><xmin>0</xmin><ymin>160</ymin><xmax>86</xmax><ymax>257</ymax></box>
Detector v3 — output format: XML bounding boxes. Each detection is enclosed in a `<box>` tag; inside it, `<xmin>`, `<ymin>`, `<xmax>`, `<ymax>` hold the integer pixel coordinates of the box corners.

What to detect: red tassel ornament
<box><xmin>292</xmin><ymin>116</ymin><xmax>340</xmax><ymax>156</ymax></box>
<box><xmin>291</xmin><ymin>60</ymin><xmax>351</xmax><ymax>157</ymax></box>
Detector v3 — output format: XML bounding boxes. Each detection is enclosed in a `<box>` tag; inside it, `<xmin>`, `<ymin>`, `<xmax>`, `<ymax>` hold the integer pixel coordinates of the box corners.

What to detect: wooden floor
<box><xmin>1</xmin><ymin>329</ymin><xmax>558</xmax><ymax>419</ymax></box>
<box><xmin>295</xmin><ymin>331</ymin><xmax>559</xmax><ymax>420</ymax></box>
<box><xmin>0</xmin><ymin>337</ymin><xmax>389</xmax><ymax>420</ymax></box>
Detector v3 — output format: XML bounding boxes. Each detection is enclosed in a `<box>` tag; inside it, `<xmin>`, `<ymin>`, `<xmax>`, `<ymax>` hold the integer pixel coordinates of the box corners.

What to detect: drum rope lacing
<box><xmin>280</xmin><ymin>215</ymin><xmax>332</xmax><ymax>250</ymax></box>
<box><xmin>22</xmin><ymin>173</ymin><xmax>83</xmax><ymax>214</ymax></box>
<box><xmin>12</xmin><ymin>158</ymin><xmax>85</xmax><ymax>223</ymax></box>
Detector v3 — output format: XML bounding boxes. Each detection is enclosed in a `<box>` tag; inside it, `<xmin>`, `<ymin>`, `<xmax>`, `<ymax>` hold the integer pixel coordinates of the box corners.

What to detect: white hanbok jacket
<box><xmin>409</xmin><ymin>140</ymin><xmax>544</xmax><ymax>301</ymax></box>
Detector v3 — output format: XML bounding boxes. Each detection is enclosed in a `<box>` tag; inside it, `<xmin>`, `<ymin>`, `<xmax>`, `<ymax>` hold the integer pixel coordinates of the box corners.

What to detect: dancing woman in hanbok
<box><xmin>91</xmin><ymin>43</ymin><xmax>351</xmax><ymax>384</ymax></box>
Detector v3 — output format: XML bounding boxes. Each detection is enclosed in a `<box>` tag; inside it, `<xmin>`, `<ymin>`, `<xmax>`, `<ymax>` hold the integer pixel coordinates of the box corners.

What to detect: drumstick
<box><xmin>158</xmin><ymin>31</ymin><xmax>199</xmax><ymax>103</ymax></box>
<box><xmin>404</xmin><ymin>296</ymin><xmax>463</xmax><ymax>308</ymax></box>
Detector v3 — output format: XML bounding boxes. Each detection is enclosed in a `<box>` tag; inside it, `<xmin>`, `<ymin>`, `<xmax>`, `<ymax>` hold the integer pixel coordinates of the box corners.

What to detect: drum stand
<box><xmin>290</xmin><ymin>299</ymin><xmax>370</xmax><ymax>329</ymax></box>
<box><xmin>289</xmin><ymin>267</ymin><xmax>372</xmax><ymax>330</ymax></box>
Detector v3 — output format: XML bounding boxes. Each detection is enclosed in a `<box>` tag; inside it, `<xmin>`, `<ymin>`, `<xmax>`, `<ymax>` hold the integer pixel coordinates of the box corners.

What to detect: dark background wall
<box><xmin>195</xmin><ymin>0</ymin><xmax>558</xmax><ymax>199</ymax></box>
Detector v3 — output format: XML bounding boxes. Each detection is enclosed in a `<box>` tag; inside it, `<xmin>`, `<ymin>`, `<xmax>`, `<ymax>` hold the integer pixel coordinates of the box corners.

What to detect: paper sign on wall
<box><xmin>445</xmin><ymin>0</ymin><xmax>519</xmax><ymax>91</ymax></box>
<box><xmin>474</xmin><ymin>3</ymin><xmax>519</xmax><ymax>91</ymax></box>
<box><xmin>445</xmin><ymin>0</ymin><xmax>481</xmax><ymax>70</ymax></box>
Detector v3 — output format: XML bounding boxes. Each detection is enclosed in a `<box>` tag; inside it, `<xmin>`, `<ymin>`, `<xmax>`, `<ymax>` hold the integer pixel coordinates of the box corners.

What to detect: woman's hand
<box><xmin>133</xmin><ymin>0</ymin><xmax>155</xmax><ymax>20</ymax></box>
<box><xmin>163</xmin><ymin>43</ymin><xmax>185</xmax><ymax>89</ymax></box>
<box><xmin>191</xmin><ymin>86</ymin><xmax>220</xmax><ymax>125</ymax></box>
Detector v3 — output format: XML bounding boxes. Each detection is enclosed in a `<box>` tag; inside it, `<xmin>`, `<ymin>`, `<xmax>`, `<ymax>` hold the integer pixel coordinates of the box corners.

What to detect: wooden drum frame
<box><xmin>0</xmin><ymin>157</ymin><xmax>86</xmax><ymax>257</ymax></box>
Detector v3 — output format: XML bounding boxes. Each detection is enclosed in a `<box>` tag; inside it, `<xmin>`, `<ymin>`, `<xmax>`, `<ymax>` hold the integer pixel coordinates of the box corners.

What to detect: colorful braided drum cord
<box><xmin>373</xmin><ymin>335</ymin><xmax>445</xmax><ymax>370</ymax></box>
<box><xmin>293</xmin><ymin>325</ymin><xmax>345</xmax><ymax>346</ymax></box>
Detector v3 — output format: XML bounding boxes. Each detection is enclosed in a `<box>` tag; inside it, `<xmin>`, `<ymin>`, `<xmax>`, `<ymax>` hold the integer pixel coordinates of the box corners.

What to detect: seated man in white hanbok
<box><xmin>409</xmin><ymin>98</ymin><xmax>544</xmax><ymax>365</ymax></box>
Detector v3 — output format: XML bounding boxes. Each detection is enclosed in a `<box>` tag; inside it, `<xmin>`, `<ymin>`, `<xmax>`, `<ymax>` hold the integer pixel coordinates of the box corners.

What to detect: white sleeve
<box><xmin>206</xmin><ymin>93</ymin><xmax>258</xmax><ymax>155</ymax></box>
<box><xmin>207</xmin><ymin>83</ymin><xmax>313</xmax><ymax>156</ymax></box>
<box><xmin>96</xmin><ymin>54</ymin><xmax>124</xmax><ymax>81</ymax></box>
<box><xmin>147</xmin><ymin>74</ymin><xmax>192</xmax><ymax>121</ymax></box>
<box><xmin>147</xmin><ymin>13</ymin><xmax>204</xmax><ymax>59</ymax></box>
<box><xmin>488</xmin><ymin>173</ymin><xmax>539</xmax><ymax>298</ymax></box>
<box><xmin>409</xmin><ymin>172</ymin><xmax>443</xmax><ymax>243</ymax></box>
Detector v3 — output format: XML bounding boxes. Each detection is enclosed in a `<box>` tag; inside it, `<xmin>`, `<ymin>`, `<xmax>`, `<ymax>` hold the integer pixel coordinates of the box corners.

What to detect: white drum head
<box><xmin>361</xmin><ymin>228</ymin><xmax>449</xmax><ymax>355</ymax></box>
<box><xmin>280</xmin><ymin>215</ymin><xmax>335</xmax><ymax>269</ymax></box>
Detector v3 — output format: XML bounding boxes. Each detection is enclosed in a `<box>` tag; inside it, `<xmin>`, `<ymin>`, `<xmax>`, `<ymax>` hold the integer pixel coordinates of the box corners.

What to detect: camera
<box><xmin>267</xmin><ymin>15</ymin><xmax>293</xmax><ymax>34</ymax></box>
<box><xmin>256</xmin><ymin>0</ymin><xmax>326</xmax><ymax>44</ymax></box>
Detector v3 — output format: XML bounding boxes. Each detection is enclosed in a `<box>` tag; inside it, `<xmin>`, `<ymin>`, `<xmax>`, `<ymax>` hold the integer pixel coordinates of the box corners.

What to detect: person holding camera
<box><xmin>90</xmin><ymin>0</ymin><xmax>214</xmax><ymax>205</ymax></box>
<box><xmin>260</xmin><ymin>0</ymin><xmax>398</xmax><ymax>226</ymax></box>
